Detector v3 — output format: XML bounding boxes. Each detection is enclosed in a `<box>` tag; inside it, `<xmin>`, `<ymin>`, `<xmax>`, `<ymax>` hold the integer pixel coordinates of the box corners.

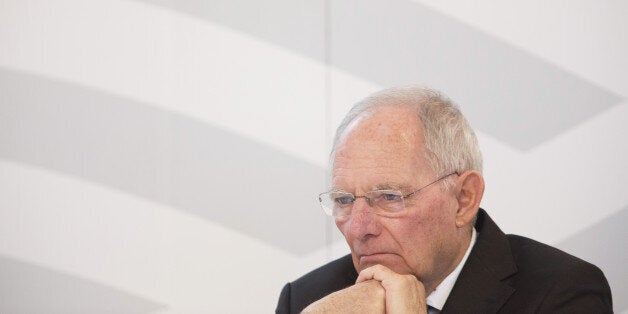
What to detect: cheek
<box><xmin>398</xmin><ymin>200</ymin><xmax>455</xmax><ymax>250</ymax></box>
<box><xmin>395</xmin><ymin>216</ymin><xmax>433</xmax><ymax>248</ymax></box>
<box><xmin>404</xmin><ymin>202</ymin><xmax>444</xmax><ymax>229</ymax></box>
<box><xmin>334</xmin><ymin>217</ymin><xmax>350</xmax><ymax>237</ymax></box>
<box><xmin>408</xmin><ymin>194</ymin><xmax>456</xmax><ymax>225</ymax></box>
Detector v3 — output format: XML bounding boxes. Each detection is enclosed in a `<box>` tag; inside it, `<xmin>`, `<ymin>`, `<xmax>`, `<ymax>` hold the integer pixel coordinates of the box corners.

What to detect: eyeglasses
<box><xmin>318</xmin><ymin>172</ymin><xmax>459</xmax><ymax>217</ymax></box>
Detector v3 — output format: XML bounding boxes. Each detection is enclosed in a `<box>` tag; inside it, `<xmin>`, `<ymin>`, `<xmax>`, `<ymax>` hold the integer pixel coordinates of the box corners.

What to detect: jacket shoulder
<box><xmin>293</xmin><ymin>254</ymin><xmax>357</xmax><ymax>290</ymax></box>
<box><xmin>507</xmin><ymin>234</ymin><xmax>598</xmax><ymax>274</ymax></box>
<box><xmin>503</xmin><ymin>234</ymin><xmax>612</xmax><ymax>312</ymax></box>
<box><xmin>276</xmin><ymin>254</ymin><xmax>357</xmax><ymax>314</ymax></box>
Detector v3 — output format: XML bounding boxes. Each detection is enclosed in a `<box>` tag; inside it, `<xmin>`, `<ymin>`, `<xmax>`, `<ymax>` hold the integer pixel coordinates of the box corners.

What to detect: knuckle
<box><xmin>401</xmin><ymin>274</ymin><xmax>418</xmax><ymax>285</ymax></box>
<box><xmin>373</xmin><ymin>264</ymin><xmax>386</xmax><ymax>271</ymax></box>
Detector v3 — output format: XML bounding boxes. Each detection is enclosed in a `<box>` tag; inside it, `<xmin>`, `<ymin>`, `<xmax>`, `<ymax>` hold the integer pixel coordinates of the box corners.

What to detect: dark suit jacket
<box><xmin>276</xmin><ymin>209</ymin><xmax>613</xmax><ymax>313</ymax></box>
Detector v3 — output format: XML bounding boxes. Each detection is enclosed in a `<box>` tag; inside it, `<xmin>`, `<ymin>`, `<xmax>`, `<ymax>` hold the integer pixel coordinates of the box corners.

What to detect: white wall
<box><xmin>0</xmin><ymin>0</ymin><xmax>626</xmax><ymax>312</ymax></box>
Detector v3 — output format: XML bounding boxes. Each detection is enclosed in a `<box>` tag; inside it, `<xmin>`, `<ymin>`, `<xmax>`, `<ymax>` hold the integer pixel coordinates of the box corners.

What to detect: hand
<box><xmin>356</xmin><ymin>264</ymin><xmax>428</xmax><ymax>313</ymax></box>
<box><xmin>301</xmin><ymin>279</ymin><xmax>385</xmax><ymax>313</ymax></box>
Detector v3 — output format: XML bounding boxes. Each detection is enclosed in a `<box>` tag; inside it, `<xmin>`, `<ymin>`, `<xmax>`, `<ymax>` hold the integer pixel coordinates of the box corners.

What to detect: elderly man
<box><xmin>276</xmin><ymin>87</ymin><xmax>612</xmax><ymax>313</ymax></box>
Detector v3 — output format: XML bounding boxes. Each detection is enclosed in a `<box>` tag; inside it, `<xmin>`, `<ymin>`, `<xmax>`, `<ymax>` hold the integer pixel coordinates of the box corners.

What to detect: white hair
<box><xmin>330</xmin><ymin>86</ymin><xmax>483</xmax><ymax>182</ymax></box>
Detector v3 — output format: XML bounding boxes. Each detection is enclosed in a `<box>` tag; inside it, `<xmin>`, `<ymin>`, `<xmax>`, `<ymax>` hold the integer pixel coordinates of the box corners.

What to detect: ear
<box><xmin>454</xmin><ymin>171</ymin><xmax>485</xmax><ymax>228</ymax></box>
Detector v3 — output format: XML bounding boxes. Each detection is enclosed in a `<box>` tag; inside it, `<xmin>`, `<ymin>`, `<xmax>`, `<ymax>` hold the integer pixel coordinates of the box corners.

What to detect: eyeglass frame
<box><xmin>318</xmin><ymin>171</ymin><xmax>460</xmax><ymax>217</ymax></box>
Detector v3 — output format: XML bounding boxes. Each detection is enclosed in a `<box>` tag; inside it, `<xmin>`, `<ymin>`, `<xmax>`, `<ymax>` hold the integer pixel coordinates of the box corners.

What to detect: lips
<box><xmin>358</xmin><ymin>252</ymin><xmax>397</xmax><ymax>264</ymax></box>
<box><xmin>360</xmin><ymin>252</ymin><xmax>389</xmax><ymax>258</ymax></box>
<box><xmin>354</xmin><ymin>245</ymin><xmax>401</xmax><ymax>267</ymax></box>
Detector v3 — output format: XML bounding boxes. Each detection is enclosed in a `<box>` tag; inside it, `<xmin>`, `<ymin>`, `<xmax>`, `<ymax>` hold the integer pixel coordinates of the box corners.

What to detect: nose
<box><xmin>344</xmin><ymin>198</ymin><xmax>382</xmax><ymax>240</ymax></box>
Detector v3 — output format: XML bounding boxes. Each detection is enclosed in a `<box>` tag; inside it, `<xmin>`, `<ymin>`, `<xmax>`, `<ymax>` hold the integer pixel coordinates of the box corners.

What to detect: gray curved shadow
<box><xmin>139</xmin><ymin>0</ymin><xmax>622</xmax><ymax>150</ymax></box>
<box><xmin>0</xmin><ymin>68</ymin><xmax>328</xmax><ymax>255</ymax></box>
<box><xmin>0</xmin><ymin>255</ymin><xmax>165</xmax><ymax>314</ymax></box>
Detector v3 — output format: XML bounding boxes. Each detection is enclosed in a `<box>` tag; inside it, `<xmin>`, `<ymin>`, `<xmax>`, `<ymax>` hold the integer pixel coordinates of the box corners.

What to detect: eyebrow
<box><xmin>373</xmin><ymin>182</ymin><xmax>411</xmax><ymax>191</ymax></box>
<box><xmin>330</xmin><ymin>182</ymin><xmax>412</xmax><ymax>193</ymax></box>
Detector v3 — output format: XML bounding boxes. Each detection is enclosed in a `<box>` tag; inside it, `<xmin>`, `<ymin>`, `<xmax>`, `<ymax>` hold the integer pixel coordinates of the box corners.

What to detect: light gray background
<box><xmin>1</xmin><ymin>0</ymin><xmax>626</xmax><ymax>312</ymax></box>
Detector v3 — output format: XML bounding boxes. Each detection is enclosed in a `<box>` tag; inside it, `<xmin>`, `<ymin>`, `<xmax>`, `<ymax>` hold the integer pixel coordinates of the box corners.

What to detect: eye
<box><xmin>334</xmin><ymin>195</ymin><xmax>355</xmax><ymax>206</ymax></box>
<box><xmin>382</xmin><ymin>193</ymin><xmax>402</xmax><ymax>201</ymax></box>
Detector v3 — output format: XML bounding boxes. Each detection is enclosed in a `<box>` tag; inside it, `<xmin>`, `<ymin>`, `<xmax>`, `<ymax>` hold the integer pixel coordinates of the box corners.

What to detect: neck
<box><xmin>425</xmin><ymin>228</ymin><xmax>474</xmax><ymax>294</ymax></box>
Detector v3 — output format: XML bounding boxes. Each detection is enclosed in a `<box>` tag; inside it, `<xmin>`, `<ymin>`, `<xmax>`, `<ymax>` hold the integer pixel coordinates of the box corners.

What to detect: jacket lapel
<box><xmin>441</xmin><ymin>209</ymin><xmax>517</xmax><ymax>314</ymax></box>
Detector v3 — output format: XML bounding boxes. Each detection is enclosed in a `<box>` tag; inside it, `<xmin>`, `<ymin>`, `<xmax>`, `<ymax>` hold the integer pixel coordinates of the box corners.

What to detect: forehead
<box><xmin>332</xmin><ymin>106</ymin><xmax>432</xmax><ymax>188</ymax></box>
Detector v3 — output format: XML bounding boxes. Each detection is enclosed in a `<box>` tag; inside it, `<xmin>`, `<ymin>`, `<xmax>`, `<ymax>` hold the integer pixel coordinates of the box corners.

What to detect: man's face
<box><xmin>332</xmin><ymin>106</ymin><xmax>466</xmax><ymax>290</ymax></box>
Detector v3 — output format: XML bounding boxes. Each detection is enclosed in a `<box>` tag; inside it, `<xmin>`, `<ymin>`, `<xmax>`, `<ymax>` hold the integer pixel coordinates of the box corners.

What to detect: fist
<box><xmin>357</xmin><ymin>264</ymin><xmax>428</xmax><ymax>313</ymax></box>
<box><xmin>301</xmin><ymin>279</ymin><xmax>385</xmax><ymax>313</ymax></box>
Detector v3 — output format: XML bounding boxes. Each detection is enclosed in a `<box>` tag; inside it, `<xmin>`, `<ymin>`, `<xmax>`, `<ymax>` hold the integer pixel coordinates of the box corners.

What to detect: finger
<box><xmin>357</xmin><ymin>265</ymin><xmax>428</xmax><ymax>314</ymax></box>
<box><xmin>385</xmin><ymin>278</ymin><xmax>427</xmax><ymax>314</ymax></box>
<box><xmin>356</xmin><ymin>264</ymin><xmax>398</xmax><ymax>284</ymax></box>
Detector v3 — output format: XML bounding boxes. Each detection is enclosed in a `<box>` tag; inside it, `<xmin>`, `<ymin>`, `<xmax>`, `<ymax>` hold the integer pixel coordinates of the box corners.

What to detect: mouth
<box><xmin>358</xmin><ymin>252</ymin><xmax>398</xmax><ymax>267</ymax></box>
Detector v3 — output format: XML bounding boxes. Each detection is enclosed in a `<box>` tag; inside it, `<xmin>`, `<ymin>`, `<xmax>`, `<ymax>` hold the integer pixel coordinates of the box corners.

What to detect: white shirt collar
<box><xmin>426</xmin><ymin>227</ymin><xmax>478</xmax><ymax>311</ymax></box>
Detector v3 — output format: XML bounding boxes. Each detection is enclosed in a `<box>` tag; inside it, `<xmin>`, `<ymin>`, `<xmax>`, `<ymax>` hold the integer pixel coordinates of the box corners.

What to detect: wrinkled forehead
<box><xmin>337</xmin><ymin>106</ymin><xmax>424</xmax><ymax>154</ymax></box>
<box><xmin>332</xmin><ymin>106</ymin><xmax>431</xmax><ymax>182</ymax></box>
